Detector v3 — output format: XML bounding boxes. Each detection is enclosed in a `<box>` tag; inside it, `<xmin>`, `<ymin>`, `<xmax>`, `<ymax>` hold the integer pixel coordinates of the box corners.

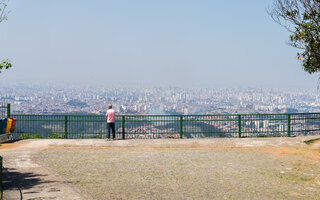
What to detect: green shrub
<box><xmin>257</xmin><ymin>134</ymin><xmax>267</xmax><ymax>137</ymax></box>
<box><xmin>19</xmin><ymin>134</ymin><xmax>31</xmax><ymax>139</ymax></box>
<box><xmin>19</xmin><ymin>134</ymin><xmax>44</xmax><ymax>139</ymax></box>
<box><xmin>48</xmin><ymin>133</ymin><xmax>64</xmax><ymax>139</ymax></box>
<box><xmin>90</xmin><ymin>135</ymin><xmax>103</xmax><ymax>138</ymax></box>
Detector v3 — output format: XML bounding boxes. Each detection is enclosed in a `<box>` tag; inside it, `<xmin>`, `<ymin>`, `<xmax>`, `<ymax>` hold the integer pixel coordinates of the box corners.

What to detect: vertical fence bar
<box><xmin>64</xmin><ymin>115</ymin><xmax>68</xmax><ymax>139</ymax></box>
<box><xmin>287</xmin><ymin>114</ymin><xmax>291</xmax><ymax>137</ymax></box>
<box><xmin>122</xmin><ymin>116</ymin><xmax>125</xmax><ymax>139</ymax></box>
<box><xmin>7</xmin><ymin>104</ymin><xmax>10</xmax><ymax>118</ymax></box>
<box><xmin>238</xmin><ymin>115</ymin><xmax>242</xmax><ymax>138</ymax></box>
<box><xmin>0</xmin><ymin>156</ymin><xmax>2</xmax><ymax>199</ymax></box>
<box><xmin>180</xmin><ymin>115</ymin><xmax>183</xmax><ymax>139</ymax></box>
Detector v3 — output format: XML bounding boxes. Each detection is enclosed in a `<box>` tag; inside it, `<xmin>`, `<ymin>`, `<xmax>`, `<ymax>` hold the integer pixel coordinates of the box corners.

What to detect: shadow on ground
<box><xmin>2</xmin><ymin>167</ymin><xmax>56</xmax><ymax>191</ymax></box>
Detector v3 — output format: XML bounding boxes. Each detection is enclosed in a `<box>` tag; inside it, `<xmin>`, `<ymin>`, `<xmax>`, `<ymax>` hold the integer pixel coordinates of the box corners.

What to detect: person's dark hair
<box><xmin>108</xmin><ymin>104</ymin><xmax>112</xmax><ymax>109</ymax></box>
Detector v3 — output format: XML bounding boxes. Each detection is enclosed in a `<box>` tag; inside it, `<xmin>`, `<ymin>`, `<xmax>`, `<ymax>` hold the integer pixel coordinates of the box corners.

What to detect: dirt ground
<box><xmin>0</xmin><ymin>137</ymin><xmax>320</xmax><ymax>200</ymax></box>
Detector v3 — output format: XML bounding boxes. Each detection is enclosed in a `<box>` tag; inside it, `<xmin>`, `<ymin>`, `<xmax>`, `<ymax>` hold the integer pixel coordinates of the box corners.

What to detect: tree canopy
<box><xmin>269</xmin><ymin>0</ymin><xmax>320</xmax><ymax>74</ymax></box>
<box><xmin>0</xmin><ymin>0</ymin><xmax>11</xmax><ymax>74</ymax></box>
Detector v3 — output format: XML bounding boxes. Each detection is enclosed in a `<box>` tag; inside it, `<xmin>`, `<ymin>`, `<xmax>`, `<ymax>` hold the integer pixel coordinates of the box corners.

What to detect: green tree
<box><xmin>269</xmin><ymin>0</ymin><xmax>320</xmax><ymax>74</ymax></box>
<box><xmin>0</xmin><ymin>0</ymin><xmax>11</xmax><ymax>74</ymax></box>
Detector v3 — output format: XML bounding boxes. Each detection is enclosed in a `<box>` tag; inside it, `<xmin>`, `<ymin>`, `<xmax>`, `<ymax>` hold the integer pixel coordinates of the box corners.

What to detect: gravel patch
<box><xmin>1</xmin><ymin>136</ymin><xmax>319</xmax><ymax>200</ymax></box>
<box><xmin>37</xmin><ymin>144</ymin><xmax>320</xmax><ymax>200</ymax></box>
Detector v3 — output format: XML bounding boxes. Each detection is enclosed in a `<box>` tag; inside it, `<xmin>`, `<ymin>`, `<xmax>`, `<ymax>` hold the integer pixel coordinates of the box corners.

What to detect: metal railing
<box><xmin>9</xmin><ymin>113</ymin><xmax>320</xmax><ymax>139</ymax></box>
<box><xmin>0</xmin><ymin>103</ymin><xmax>9</xmax><ymax>119</ymax></box>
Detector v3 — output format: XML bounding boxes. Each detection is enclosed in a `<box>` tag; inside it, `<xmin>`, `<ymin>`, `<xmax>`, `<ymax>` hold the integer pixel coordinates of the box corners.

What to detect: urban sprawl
<box><xmin>1</xmin><ymin>84</ymin><xmax>319</xmax><ymax>138</ymax></box>
<box><xmin>1</xmin><ymin>83</ymin><xmax>319</xmax><ymax>115</ymax></box>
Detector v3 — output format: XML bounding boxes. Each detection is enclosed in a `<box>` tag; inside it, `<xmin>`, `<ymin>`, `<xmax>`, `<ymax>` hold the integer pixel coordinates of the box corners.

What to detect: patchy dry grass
<box><xmin>36</xmin><ymin>146</ymin><xmax>320</xmax><ymax>200</ymax></box>
<box><xmin>304</xmin><ymin>137</ymin><xmax>320</xmax><ymax>145</ymax></box>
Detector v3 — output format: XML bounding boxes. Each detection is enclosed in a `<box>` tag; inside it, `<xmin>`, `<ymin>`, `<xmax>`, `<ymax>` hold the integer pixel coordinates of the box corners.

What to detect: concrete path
<box><xmin>0</xmin><ymin>140</ymin><xmax>85</xmax><ymax>200</ymax></box>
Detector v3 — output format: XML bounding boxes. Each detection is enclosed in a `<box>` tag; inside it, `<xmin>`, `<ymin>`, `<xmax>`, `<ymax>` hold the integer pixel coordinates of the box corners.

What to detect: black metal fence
<box><xmin>9</xmin><ymin>113</ymin><xmax>320</xmax><ymax>139</ymax></box>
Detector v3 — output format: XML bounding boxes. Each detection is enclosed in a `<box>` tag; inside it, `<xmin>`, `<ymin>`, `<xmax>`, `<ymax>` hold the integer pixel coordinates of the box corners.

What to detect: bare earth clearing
<box><xmin>0</xmin><ymin>137</ymin><xmax>320</xmax><ymax>200</ymax></box>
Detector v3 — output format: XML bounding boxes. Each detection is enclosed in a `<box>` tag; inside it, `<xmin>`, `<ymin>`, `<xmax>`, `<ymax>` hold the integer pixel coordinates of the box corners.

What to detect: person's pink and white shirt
<box><xmin>106</xmin><ymin>109</ymin><xmax>115</xmax><ymax>123</ymax></box>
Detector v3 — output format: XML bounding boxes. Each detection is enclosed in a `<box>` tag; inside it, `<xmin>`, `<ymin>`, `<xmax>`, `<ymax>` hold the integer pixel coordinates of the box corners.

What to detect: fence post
<box><xmin>0</xmin><ymin>156</ymin><xmax>2</xmax><ymax>199</ymax></box>
<box><xmin>122</xmin><ymin>116</ymin><xmax>125</xmax><ymax>140</ymax></box>
<box><xmin>238</xmin><ymin>115</ymin><xmax>242</xmax><ymax>138</ymax></box>
<box><xmin>64</xmin><ymin>115</ymin><xmax>68</xmax><ymax>139</ymax></box>
<box><xmin>180</xmin><ymin>115</ymin><xmax>183</xmax><ymax>139</ymax></box>
<box><xmin>7</xmin><ymin>104</ymin><xmax>10</xmax><ymax>118</ymax></box>
<box><xmin>287</xmin><ymin>114</ymin><xmax>291</xmax><ymax>137</ymax></box>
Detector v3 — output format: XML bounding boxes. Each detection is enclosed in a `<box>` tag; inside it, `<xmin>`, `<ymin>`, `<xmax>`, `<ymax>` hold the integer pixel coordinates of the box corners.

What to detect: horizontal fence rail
<box><xmin>9</xmin><ymin>113</ymin><xmax>320</xmax><ymax>139</ymax></box>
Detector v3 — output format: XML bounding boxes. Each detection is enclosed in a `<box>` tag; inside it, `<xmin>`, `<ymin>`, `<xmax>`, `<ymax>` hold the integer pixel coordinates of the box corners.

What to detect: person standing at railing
<box><xmin>106</xmin><ymin>104</ymin><xmax>116</xmax><ymax>140</ymax></box>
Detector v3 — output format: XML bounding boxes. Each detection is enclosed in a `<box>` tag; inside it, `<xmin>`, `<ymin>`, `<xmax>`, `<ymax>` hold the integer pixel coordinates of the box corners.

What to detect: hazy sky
<box><xmin>0</xmin><ymin>0</ymin><xmax>318</xmax><ymax>89</ymax></box>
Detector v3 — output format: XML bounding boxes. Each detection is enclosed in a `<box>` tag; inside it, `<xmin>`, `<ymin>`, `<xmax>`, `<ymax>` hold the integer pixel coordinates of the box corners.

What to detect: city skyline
<box><xmin>2</xmin><ymin>83</ymin><xmax>320</xmax><ymax>115</ymax></box>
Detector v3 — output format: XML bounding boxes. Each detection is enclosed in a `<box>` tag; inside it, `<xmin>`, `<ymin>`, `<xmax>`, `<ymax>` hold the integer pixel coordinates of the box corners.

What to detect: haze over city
<box><xmin>0</xmin><ymin>0</ymin><xmax>319</xmax><ymax>89</ymax></box>
<box><xmin>1</xmin><ymin>2</ymin><xmax>320</xmax><ymax>199</ymax></box>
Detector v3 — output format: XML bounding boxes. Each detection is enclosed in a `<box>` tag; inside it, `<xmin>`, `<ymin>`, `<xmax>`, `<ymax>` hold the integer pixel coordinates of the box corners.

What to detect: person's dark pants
<box><xmin>107</xmin><ymin>122</ymin><xmax>115</xmax><ymax>139</ymax></box>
